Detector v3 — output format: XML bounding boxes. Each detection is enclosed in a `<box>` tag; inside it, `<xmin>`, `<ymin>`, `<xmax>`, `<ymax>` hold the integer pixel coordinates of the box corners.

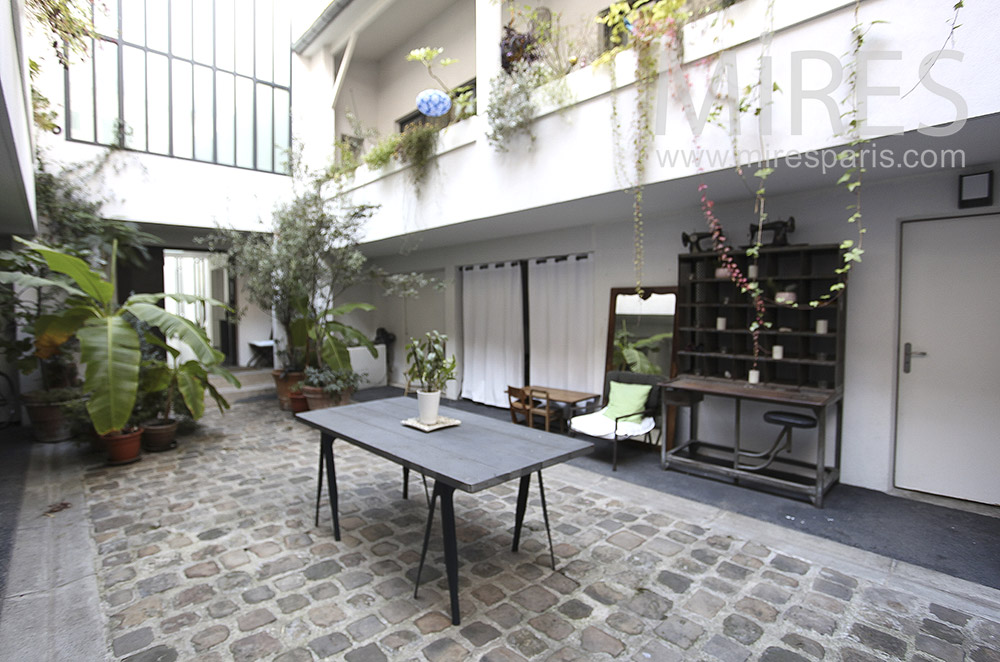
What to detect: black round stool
<box><xmin>737</xmin><ymin>410</ymin><xmax>817</xmax><ymax>471</ymax></box>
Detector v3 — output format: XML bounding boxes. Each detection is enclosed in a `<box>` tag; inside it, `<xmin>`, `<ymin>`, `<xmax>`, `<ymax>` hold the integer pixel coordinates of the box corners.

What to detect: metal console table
<box><xmin>662</xmin><ymin>376</ymin><xmax>842</xmax><ymax>507</ymax></box>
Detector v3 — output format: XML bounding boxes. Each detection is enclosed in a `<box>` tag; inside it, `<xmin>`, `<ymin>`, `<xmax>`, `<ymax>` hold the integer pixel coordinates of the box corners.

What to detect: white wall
<box><xmin>327</xmin><ymin>0</ymin><xmax>997</xmax><ymax>245</ymax></box>
<box><xmin>361</xmin><ymin>159</ymin><xmax>1000</xmax><ymax>492</ymax></box>
<box><xmin>235</xmin><ymin>277</ymin><xmax>274</xmax><ymax>368</ymax></box>
<box><xmin>374</xmin><ymin>0</ymin><xmax>476</xmax><ymax>135</ymax></box>
<box><xmin>1</xmin><ymin>0</ymin><xmax>36</xmax><ymax>234</ymax></box>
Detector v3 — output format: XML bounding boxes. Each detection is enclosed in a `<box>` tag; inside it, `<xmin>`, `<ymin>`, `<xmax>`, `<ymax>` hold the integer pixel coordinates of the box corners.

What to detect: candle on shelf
<box><xmin>816</xmin><ymin>319</ymin><xmax>829</xmax><ymax>334</ymax></box>
<box><xmin>772</xmin><ymin>345</ymin><xmax>784</xmax><ymax>360</ymax></box>
<box><xmin>747</xmin><ymin>264</ymin><xmax>758</xmax><ymax>279</ymax></box>
<box><xmin>716</xmin><ymin>317</ymin><xmax>727</xmax><ymax>330</ymax></box>
<box><xmin>748</xmin><ymin>369</ymin><xmax>760</xmax><ymax>384</ymax></box>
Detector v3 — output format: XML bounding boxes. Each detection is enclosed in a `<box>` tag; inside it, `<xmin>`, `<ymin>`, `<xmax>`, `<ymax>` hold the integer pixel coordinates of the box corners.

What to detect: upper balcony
<box><xmin>292</xmin><ymin>0</ymin><xmax>1000</xmax><ymax>254</ymax></box>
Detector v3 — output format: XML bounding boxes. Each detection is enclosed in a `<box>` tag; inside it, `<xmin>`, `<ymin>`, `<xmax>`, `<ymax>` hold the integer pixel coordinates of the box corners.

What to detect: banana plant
<box><xmin>289</xmin><ymin>300</ymin><xmax>377</xmax><ymax>372</ymax></box>
<box><xmin>613</xmin><ymin>320</ymin><xmax>672</xmax><ymax>375</ymax></box>
<box><xmin>141</xmin><ymin>334</ymin><xmax>240</xmax><ymax>422</ymax></box>
<box><xmin>0</xmin><ymin>237</ymin><xmax>231</xmax><ymax>435</ymax></box>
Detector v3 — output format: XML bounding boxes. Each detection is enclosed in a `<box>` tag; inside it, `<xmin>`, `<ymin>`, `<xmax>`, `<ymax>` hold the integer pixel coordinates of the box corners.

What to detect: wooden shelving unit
<box><xmin>675</xmin><ymin>243</ymin><xmax>847</xmax><ymax>391</ymax></box>
<box><xmin>664</xmin><ymin>243</ymin><xmax>848</xmax><ymax>506</ymax></box>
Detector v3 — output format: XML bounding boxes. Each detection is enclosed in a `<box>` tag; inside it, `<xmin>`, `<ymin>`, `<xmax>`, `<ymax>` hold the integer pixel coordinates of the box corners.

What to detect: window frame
<box><xmin>64</xmin><ymin>0</ymin><xmax>292</xmax><ymax>175</ymax></box>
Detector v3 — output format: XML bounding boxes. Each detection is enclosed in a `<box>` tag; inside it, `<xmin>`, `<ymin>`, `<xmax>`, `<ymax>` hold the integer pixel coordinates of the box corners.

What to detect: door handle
<box><xmin>903</xmin><ymin>342</ymin><xmax>927</xmax><ymax>373</ymax></box>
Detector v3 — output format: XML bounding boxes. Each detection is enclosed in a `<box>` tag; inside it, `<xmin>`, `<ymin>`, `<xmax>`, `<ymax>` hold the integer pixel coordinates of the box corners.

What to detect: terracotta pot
<box><xmin>271</xmin><ymin>370</ymin><xmax>305</xmax><ymax>411</ymax></box>
<box><xmin>103</xmin><ymin>428</ymin><xmax>143</xmax><ymax>465</ymax></box>
<box><xmin>301</xmin><ymin>385</ymin><xmax>353</xmax><ymax>410</ymax></box>
<box><xmin>288</xmin><ymin>392</ymin><xmax>309</xmax><ymax>413</ymax></box>
<box><xmin>142</xmin><ymin>419</ymin><xmax>179</xmax><ymax>451</ymax></box>
<box><xmin>24</xmin><ymin>401</ymin><xmax>73</xmax><ymax>442</ymax></box>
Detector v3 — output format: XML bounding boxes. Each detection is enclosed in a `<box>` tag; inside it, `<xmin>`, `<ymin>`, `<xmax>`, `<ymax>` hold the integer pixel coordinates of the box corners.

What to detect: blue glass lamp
<box><xmin>416</xmin><ymin>89</ymin><xmax>452</xmax><ymax>117</ymax></box>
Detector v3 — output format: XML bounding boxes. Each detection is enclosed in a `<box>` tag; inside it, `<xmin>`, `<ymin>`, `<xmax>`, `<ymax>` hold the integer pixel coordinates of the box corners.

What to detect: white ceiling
<box><xmin>298</xmin><ymin>0</ymin><xmax>464</xmax><ymax>61</ymax></box>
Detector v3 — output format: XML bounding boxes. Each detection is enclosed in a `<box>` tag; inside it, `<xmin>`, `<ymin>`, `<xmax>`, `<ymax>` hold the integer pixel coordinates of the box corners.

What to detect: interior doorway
<box><xmin>894</xmin><ymin>214</ymin><xmax>1000</xmax><ymax>505</ymax></box>
<box><xmin>162</xmin><ymin>250</ymin><xmax>236</xmax><ymax>365</ymax></box>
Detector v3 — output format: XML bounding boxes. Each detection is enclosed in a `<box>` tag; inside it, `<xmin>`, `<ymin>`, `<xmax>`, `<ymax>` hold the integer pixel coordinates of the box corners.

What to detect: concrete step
<box><xmin>210</xmin><ymin>367</ymin><xmax>275</xmax><ymax>398</ymax></box>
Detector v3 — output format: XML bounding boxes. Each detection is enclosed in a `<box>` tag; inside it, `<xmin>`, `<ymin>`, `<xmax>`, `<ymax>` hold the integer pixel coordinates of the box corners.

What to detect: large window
<box><xmin>67</xmin><ymin>0</ymin><xmax>291</xmax><ymax>174</ymax></box>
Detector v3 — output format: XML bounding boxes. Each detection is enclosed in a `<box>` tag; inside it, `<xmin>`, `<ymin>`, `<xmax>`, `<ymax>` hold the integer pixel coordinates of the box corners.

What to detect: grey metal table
<box><xmin>296</xmin><ymin>397</ymin><xmax>593</xmax><ymax>625</ymax></box>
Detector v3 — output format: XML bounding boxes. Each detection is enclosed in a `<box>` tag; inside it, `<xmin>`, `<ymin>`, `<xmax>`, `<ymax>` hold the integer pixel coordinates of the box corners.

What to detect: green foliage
<box><xmin>291</xmin><ymin>301</ymin><xmax>376</xmax><ymax>375</ymax></box>
<box><xmin>25</xmin><ymin>0</ymin><xmax>96</xmax><ymax>68</ymax></box>
<box><xmin>25</xmin><ymin>0</ymin><xmax>98</xmax><ymax>131</ymax></box>
<box><xmin>612</xmin><ymin>322</ymin><xmax>672</xmax><ymax>374</ymax></box>
<box><xmin>0</xmin><ymin>159</ymin><xmax>157</xmax><ymax>389</ymax></box>
<box><xmin>404</xmin><ymin>331</ymin><xmax>456</xmax><ymax>393</ymax></box>
<box><xmin>0</xmin><ymin>238</ymin><xmax>230</xmax><ymax>434</ymax></box>
<box><xmin>139</xmin><ymin>331</ymin><xmax>239</xmax><ymax>423</ymax></box>
<box><xmin>451</xmin><ymin>85</ymin><xmax>476</xmax><ymax>122</ymax></box>
<box><xmin>406</xmin><ymin>45</ymin><xmax>474</xmax><ymax>121</ymax></box>
<box><xmin>302</xmin><ymin>366</ymin><xmax>363</xmax><ymax>397</ymax></box>
<box><xmin>34</xmin><ymin>158</ymin><xmax>157</xmax><ymax>269</ymax></box>
<box><xmin>486</xmin><ymin>61</ymin><xmax>546</xmax><ymax>151</ymax></box>
<box><xmin>322</xmin><ymin>139</ymin><xmax>361</xmax><ymax>183</ymax></box>
<box><xmin>595</xmin><ymin>0</ymin><xmax>689</xmax><ymax>295</ymax></box>
<box><xmin>397</xmin><ymin>123</ymin><xmax>439</xmax><ymax>192</ymax></box>
<box><xmin>363</xmin><ymin>133</ymin><xmax>402</xmax><ymax>170</ymax></box>
<box><xmin>204</xmin><ymin>151</ymin><xmax>378</xmax><ymax>370</ymax></box>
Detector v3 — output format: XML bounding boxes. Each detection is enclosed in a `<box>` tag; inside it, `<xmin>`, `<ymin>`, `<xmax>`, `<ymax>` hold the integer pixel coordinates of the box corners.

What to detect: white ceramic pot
<box><xmin>775</xmin><ymin>291</ymin><xmax>797</xmax><ymax>305</ymax></box>
<box><xmin>748</xmin><ymin>369</ymin><xmax>761</xmax><ymax>384</ymax></box>
<box><xmin>417</xmin><ymin>390</ymin><xmax>441</xmax><ymax>425</ymax></box>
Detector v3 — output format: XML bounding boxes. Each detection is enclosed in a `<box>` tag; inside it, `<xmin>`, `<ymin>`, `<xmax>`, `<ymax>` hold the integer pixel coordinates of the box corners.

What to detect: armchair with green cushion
<box><xmin>568</xmin><ymin>371</ymin><xmax>661</xmax><ymax>470</ymax></box>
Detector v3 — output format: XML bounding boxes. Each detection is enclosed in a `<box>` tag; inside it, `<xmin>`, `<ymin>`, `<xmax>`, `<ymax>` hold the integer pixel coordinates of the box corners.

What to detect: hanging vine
<box><xmin>596</xmin><ymin>0</ymin><xmax>689</xmax><ymax>297</ymax></box>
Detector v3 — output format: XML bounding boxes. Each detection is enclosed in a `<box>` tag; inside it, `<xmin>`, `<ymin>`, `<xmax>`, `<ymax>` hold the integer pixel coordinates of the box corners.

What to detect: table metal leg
<box><xmin>402</xmin><ymin>466</ymin><xmax>409</xmax><ymax>499</ymax></box>
<box><xmin>815</xmin><ymin>406</ymin><xmax>827</xmax><ymax>508</ymax></box>
<box><xmin>314</xmin><ymin>444</ymin><xmax>324</xmax><ymax>527</ymax></box>
<box><xmin>438</xmin><ymin>483</ymin><xmax>461</xmax><ymax>625</ymax></box>
<box><xmin>414</xmin><ymin>482</ymin><xmax>440</xmax><ymax>598</ymax></box>
<box><xmin>660</xmin><ymin>396</ymin><xmax>668</xmax><ymax>469</ymax></box>
<box><xmin>537</xmin><ymin>471</ymin><xmax>556</xmax><ymax>570</ymax></box>
<box><xmin>733</xmin><ymin>398</ymin><xmax>742</xmax><ymax>471</ymax></box>
<box><xmin>512</xmin><ymin>474</ymin><xmax>531</xmax><ymax>552</ymax></box>
<box><xmin>690</xmin><ymin>399</ymin><xmax>701</xmax><ymax>456</ymax></box>
<box><xmin>320</xmin><ymin>433</ymin><xmax>340</xmax><ymax>541</ymax></box>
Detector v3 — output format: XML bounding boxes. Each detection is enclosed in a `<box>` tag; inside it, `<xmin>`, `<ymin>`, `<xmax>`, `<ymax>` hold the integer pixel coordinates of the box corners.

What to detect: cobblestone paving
<box><xmin>82</xmin><ymin>398</ymin><xmax>1000</xmax><ymax>661</ymax></box>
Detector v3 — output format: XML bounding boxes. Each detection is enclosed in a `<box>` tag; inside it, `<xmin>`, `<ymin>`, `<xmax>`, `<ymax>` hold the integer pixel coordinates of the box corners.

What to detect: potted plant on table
<box><xmin>404</xmin><ymin>331</ymin><xmax>457</xmax><ymax>424</ymax></box>
<box><xmin>0</xmin><ymin>238</ymin><xmax>231</xmax><ymax>464</ymax></box>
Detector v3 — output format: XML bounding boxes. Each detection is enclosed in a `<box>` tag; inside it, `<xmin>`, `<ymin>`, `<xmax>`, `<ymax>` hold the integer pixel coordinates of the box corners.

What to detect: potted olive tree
<box><xmin>404</xmin><ymin>331</ymin><xmax>457</xmax><ymax>424</ymax></box>
<box><xmin>0</xmin><ymin>238</ymin><xmax>230</xmax><ymax>463</ymax></box>
<box><xmin>204</xmin><ymin>147</ymin><xmax>380</xmax><ymax>411</ymax></box>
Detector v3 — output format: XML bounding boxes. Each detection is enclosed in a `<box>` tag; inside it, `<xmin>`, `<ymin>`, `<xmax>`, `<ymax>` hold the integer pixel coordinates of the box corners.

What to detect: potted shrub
<box><xmin>0</xmin><ymin>238</ymin><xmax>230</xmax><ymax>464</ymax></box>
<box><xmin>404</xmin><ymin>331</ymin><xmax>457</xmax><ymax>424</ymax></box>
<box><xmin>138</xmin><ymin>334</ymin><xmax>240</xmax><ymax>451</ymax></box>
<box><xmin>299</xmin><ymin>366</ymin><xmax>363</xmax><ymax>410</ymax></box>
<box><xmin>292</xmin><ymin>300</ymin><xmax>376</xmax><ymax>411</ymax></box>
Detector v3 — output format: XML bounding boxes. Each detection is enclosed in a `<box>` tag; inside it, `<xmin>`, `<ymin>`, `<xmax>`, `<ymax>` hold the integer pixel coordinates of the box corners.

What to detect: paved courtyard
<box><xmin>2</xmin><ymin>396</ymin><xmax>999</xmax><ymax>662</ymax></box>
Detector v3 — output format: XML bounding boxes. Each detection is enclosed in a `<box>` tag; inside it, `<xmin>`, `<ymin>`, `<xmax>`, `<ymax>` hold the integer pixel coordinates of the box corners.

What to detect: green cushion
<box><xmin>602</xmin><ymin>381</ymin><xmax>652</xmax><ymax>424</ymax></box>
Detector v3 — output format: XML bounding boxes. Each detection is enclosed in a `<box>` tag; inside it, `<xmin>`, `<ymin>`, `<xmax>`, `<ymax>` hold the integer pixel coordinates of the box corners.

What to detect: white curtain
<box><xmin>461</xmin><ymin>262</ymin><xmax>524</xmax><ymax>407</ymax></box>
<box><xmin>528</xmin><ymin>255</ymin><xmax>600</xmax><ymax>394</ymax></box>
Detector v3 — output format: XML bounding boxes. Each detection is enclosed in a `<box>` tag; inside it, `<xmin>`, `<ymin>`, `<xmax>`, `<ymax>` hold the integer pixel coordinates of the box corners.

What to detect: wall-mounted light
<box><xmin>959</xmin><ymin>171</ymin><xmax>993</xmax><ymax>208</ymax></box>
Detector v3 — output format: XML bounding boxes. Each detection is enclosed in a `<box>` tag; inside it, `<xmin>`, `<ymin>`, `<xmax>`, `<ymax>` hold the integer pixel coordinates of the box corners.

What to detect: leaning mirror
<box><xmin>605</xmin><ymin>287</ymin><xmax>678</xmax><ymax>378</ymax></box>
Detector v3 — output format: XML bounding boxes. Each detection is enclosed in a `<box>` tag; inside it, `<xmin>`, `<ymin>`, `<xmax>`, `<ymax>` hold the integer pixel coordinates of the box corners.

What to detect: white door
<box><xmin>895</xmin><ymin>214</ymin><xmax>1000</xmax><ymax>505</ymax></box>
